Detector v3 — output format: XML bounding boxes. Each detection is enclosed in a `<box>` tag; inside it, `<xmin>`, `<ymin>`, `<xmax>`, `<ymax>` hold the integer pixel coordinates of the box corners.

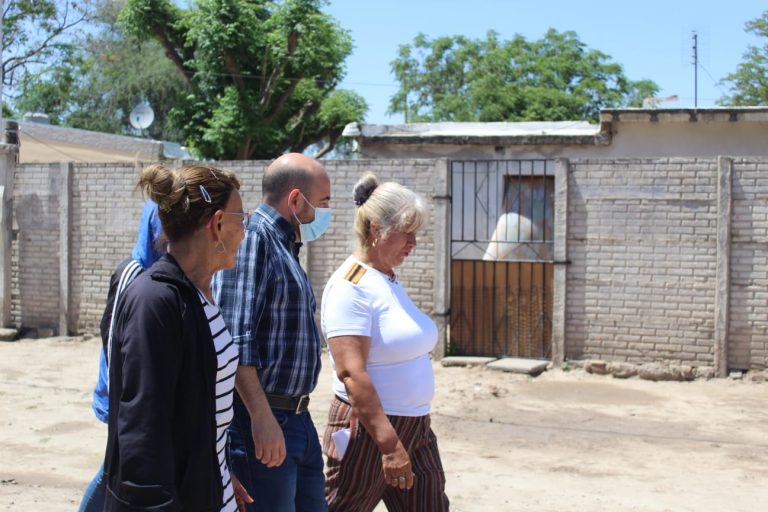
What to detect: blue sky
<box><xmin>324</xmin><ymin>0</ymin><xmax>767</xmax><ymax>124</ymax></box>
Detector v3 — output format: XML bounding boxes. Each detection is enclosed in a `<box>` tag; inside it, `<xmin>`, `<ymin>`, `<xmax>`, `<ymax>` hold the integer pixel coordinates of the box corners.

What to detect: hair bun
<box><xmin>353</xmin><ymin>172</ymin><xmax>379</xmax><ymax>207</ymax></box>
<box><xmin>138</xmin><ymin>164</ymin><xmax>178</xmax><ymax>212</ymax></box>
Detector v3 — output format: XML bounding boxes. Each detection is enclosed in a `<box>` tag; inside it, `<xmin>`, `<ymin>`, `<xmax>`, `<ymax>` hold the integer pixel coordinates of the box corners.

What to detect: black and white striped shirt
<box><xmin>197</xmin><ymin>289</ymin><xmax>239</xmax><ymax>512</ymax></box>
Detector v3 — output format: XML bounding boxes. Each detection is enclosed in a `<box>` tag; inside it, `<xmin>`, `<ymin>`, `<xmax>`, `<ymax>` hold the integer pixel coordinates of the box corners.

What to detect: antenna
<box><xmin>692</xmin><ymin>31</ymin><xmax>698</xmax><ymax>108</ymax></box>
<box><xmin>129</xmin><ymin>103</ymin><xmax>155</xmax><ymax>133</ymax></box>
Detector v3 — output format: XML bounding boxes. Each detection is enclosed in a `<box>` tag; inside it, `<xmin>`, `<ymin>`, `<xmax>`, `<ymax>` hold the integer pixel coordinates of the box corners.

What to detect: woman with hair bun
<box><xmin>321</xmin><ymin>173</ymin><xmax>450</xmax><ymax>511</ymax></box>
<box><xmin>78</xmin><ymin>199</ymin><xmax>165</xmax><ymax>512</ymax></box>
<box><xmin>104</xmin><ymin>165</ymin><xmax>253</xmax><ymax>511</ymax></box>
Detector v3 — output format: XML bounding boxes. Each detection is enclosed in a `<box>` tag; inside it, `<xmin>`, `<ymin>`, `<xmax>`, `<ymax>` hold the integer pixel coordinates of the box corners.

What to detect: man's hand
<box><xmin>251</xmin><ymin>413</ymin><xmax>286</xmax><ymax>467</ymax></box>
<box><xmin>236</xmin><ymin>366</ymin><xmax>287</xmax><ymax>468</ymax></box>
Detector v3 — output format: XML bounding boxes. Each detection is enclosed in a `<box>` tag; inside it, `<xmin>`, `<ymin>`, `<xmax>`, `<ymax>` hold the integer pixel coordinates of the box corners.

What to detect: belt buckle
<box><xmin>295</xmin><ymin>395</ymin><xmax>309</xmax><ymax>414</ymax></box>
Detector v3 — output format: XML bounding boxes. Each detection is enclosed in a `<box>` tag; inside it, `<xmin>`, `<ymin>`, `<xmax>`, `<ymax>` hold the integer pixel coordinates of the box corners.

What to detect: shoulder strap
<box><xmin>343</xmin><ymin>262</ymin><xmax>367</xmax><ymax>285</ymax></box>
<box><xmin>106</xmin><ymin>260</ymin><xmax>144</xmax><ymax>391</ymax></box>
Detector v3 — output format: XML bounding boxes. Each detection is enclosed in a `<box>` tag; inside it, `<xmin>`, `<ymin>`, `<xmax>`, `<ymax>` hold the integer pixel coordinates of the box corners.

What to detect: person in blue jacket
<box><xmin>78</xmin><ymin>199</ymin><xmax>165</xmax><ymax>512</ymax></box>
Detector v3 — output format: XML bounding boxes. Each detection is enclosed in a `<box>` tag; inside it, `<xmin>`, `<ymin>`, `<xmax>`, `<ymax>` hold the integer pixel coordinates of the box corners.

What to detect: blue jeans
<box><xmin>230</xmin><ymin>399</ymin><xmax>328</xmax><ymax>512</ymax></box>
<box><xmin>78</xmin><ymin>463</ymin><xmax>106</xmax><ymax>512</ymax></box>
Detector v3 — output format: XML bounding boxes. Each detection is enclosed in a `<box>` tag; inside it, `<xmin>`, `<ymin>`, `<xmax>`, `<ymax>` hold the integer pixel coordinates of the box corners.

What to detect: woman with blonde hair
<box><xmin>104</xmin><ymin>164</ymin><xmax>252</xmax><ymax>511</ymax></box>
<box><xmin>321</xmin><ymin>173</ymin><xmax>450</xmax><ymax>511</ymax></box>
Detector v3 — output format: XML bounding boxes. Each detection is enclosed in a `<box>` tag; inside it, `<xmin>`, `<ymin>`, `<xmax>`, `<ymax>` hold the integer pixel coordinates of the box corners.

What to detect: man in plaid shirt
<box><xmin>213</xmin><ymin>153</ymin><xmax>332</xmax><ymax>511</ymax></box>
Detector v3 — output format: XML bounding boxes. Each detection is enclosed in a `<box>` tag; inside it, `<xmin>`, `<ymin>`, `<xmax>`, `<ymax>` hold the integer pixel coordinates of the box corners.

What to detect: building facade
<box><xmin>2</xmin><ymin>108</ymin><xmax>767</xmax><ymax>375</ymax></box>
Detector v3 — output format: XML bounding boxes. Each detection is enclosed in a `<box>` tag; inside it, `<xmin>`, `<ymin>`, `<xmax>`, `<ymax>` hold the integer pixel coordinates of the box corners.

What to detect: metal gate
<box><xmin>449</xmin><ymin>160</ymin><xmax>554</xmax><ymax>359</ymax></box>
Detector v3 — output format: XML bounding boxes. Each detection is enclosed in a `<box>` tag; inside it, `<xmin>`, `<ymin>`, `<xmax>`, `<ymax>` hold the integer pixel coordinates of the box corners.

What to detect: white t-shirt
<box><xmin>321</xmin><ymin>256</ymin><xmax>438</xmax><ymax>417</ymax></box>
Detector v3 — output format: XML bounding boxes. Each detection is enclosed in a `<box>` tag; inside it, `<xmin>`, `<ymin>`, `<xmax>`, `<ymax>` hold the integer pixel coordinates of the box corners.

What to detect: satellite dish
<box><xmin>129</xmin><ymin>103</ymin><xmax>155</xmax><ymax>130</ymax></box>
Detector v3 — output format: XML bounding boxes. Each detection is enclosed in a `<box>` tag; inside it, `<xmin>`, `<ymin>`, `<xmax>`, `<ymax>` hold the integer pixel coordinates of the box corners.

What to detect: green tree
<box><xmin>719</xmin><ymin>11</ymin><xmax>768</xmax><ymax>105</ymax></box>
<box><xmin>120</xmin><ymin>0</ymin><xmax>367</xmax><ymax>159</ymax></box>
<box><xmin>2</xmin><ymin>0</ymin><xmax>93</xmax><ymax>90</ymax></box>
<box><xmin>389</xmin><ymin>29</ymin><xmax>658</xmax><ymax>123</ymax></box>
<box><xmin>2</xmin><ymin>0</ymin><xmax>94</xmax><ymax>118</ymax></box>
<box><xmin>13</xmin><ymin>0</ymin><xmax>187</xmax><ymax>141</ymax></box>
<box><xmin>13</xmin><ymin>55</ymin><xmax>80</xmax><ymax>125</ymax></box>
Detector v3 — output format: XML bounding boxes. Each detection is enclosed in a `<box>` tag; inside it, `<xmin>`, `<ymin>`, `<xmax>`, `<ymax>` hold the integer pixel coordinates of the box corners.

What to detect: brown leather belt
<box><xmin>266</xmin><ymin>393</ymin><xmax>310</xmax><ymax>414</ymax></box>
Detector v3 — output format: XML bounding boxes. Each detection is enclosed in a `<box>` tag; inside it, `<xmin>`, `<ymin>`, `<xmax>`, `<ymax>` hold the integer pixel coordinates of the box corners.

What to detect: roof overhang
<box><xmin>600</xmin><ymin>106</ymin><xmax>768</xmax><ymax>124</ymax></box>
<box><xmin>355</xmin><ymin>107</ymin><xmax>768</xmax><ymax>149</ymax></box>
<box><xmin>357</xmin><ymin>121</ymin><xmax>610</xmax><ymax>146</ymax></box>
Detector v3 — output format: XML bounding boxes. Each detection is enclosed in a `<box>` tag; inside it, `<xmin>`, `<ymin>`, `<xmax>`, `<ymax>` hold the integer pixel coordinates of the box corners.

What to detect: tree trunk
<box><xmin>236</xmin><ymin>137</ymin><xmax>253</xmax><ymax>160</ymax></box>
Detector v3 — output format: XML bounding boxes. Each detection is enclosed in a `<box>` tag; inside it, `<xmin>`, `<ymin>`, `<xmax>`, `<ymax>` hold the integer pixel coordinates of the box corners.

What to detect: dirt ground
<box><xmin>1</xmin><ymin>336</ymin><xmax>767</xmax><ymax>512</ymax></box>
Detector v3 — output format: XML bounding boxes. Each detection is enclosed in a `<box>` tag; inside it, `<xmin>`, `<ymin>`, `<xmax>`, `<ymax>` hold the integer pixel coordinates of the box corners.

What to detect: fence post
<box><xmin>0</xmin><ymin>143</ymin><xmax>17</xmax><ymax>327</ymax></box>
<box><xmin>432</xmin><ymin>159</ymin><xmax>451</xmax><ymax>359</ymax></box>
<box><xmin>551</xmin><ymin>158</ymin><xmax>569</xmax><ymax>366</ymax></box>
<box><xmin>714</xmin><ymin>156</ymin><xmax>732</xmax><ymax>377</ymax></box>
<box><xmin>59</xmin><ymin>162</ymin><xmax>72</xmax><ymax>335</ymax></box>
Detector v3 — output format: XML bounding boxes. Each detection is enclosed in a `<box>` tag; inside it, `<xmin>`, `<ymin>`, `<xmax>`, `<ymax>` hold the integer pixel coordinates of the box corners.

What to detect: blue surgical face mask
<box><xmin>295</xmin><ymin>192</ymin><xmax>332</xmax><ymax>242</ymax></box>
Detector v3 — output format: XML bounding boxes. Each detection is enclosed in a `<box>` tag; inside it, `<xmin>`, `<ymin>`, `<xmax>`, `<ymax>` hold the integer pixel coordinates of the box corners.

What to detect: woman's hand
<box><xmin>231</xmin><ymin>473</ymin><xmax>254</xmax><ymax>512</ymax></box>
<box><xmin>381</xmin><ymin>440</ymin><xmax>414</xmax><ymax>490</ymax></box>
<box><xmin>329</xmin><ymin>335</ymin><xmax>414</xmax><ymax>489</ymax></box>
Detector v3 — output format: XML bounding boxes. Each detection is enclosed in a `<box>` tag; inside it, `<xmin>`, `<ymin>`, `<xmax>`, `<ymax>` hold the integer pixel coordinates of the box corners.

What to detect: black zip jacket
<box><xmin>104</xmin><ymin>254</ymin><xmax>223</xmax><ymax>511</ymax></box>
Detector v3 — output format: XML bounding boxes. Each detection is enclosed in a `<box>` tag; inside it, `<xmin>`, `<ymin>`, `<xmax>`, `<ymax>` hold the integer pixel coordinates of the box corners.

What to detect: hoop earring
<box><xmin>215</xmin><ymin>241</ymin><xmax>226</xmax><ymax>254</ymax></box>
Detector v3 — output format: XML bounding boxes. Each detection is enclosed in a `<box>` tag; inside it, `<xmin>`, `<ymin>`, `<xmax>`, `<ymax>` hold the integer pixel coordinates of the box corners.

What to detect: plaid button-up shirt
<box><xmin>212</xmin><ymin>203</ymin><xmax>321</xmax><ymax>397</ymax></box>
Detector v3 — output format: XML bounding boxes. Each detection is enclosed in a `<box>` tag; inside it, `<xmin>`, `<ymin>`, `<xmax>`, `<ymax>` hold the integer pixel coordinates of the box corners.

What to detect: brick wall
<box><xmin>10</xmin><ymin>156</ymin><xmax>767</xmax><ymax>370</ymax></box>
<box><xmin>310</xmin><ymin>160</ymin><xmax>440</xmax><ymax>315</ymax></box>
<box><xmin>13</xmin><ymin>159</ymin><xmax>444</xmax><ymax>335</ymax></box>
<box><xmin>213</xmin><ymin>159</ymin><xmax>441</xmax><ymax>319</ymax></box>
<box><xmin>12</xmin><ymin>164</ymin><xmax>63</xmax><ymax>330</ymax></box>
<box><xmin>565</xmin><ymin>158</ymin><xmax>719</xmax><ymax>365</ymax></box>
<box><xmin>69</xmin><ymin>163</ymin><xmax>146</xmax><ymax>333</ymax></box>
<box><xmin>730</xmin><ymin>158</ymin><xmax>768</xmax><ymax>370</ymax></box>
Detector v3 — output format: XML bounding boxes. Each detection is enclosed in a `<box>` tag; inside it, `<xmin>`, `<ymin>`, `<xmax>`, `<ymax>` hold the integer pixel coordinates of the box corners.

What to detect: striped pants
<box><xmin>323</xmin><ymin>395</ymin><xmax>450</xmax><ymax>512</ymax></box>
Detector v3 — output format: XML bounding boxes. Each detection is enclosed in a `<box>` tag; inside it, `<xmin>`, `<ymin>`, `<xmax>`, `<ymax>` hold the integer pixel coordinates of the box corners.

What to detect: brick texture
<box><xmin>11</xmin><ymin>156</ymin><xmax>768</xmax><ymax>370</ymax></box>
<box><xmin>69</xmin><ymin>163</ymin><xmax>145</xmax><ymax>333</ymax></box>
<box><xmin>729</xmin><ymin>158</ymin><xmax>768</xmax><ymax>370</ymax></box>
<box><xmin>12</xmin><ymin>163</ymin><xmax>63</xmax><ymax>330</ymax></box>
<box><xmin>565</xmin><ymin>158</ymin><xmax>719</xmax><ymax>365</ymax></box>
<box><xmin>13</xmin><ymin>159</ymin><xmax>442</xmax><ymax>335</ymax></box>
